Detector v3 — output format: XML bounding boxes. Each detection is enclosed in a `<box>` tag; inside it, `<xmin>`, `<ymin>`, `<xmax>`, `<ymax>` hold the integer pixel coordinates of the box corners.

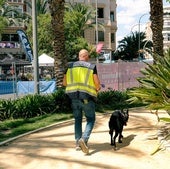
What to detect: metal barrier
<box><xmin>0</xmin><ymin>60</ymin><xmax>152</xmax><ymax>100</ymax></box>
<box><xmin>97</xmin><ymin>60</ymin><xmax>152</xmax><ymax>91</ymax></box>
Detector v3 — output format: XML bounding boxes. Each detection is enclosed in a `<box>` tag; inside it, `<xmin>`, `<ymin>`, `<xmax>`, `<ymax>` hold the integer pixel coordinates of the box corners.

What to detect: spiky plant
<box><xmin>127</xmin><ymin>53</ymin><xmax>170</xmax><ymax>116</ymax></box>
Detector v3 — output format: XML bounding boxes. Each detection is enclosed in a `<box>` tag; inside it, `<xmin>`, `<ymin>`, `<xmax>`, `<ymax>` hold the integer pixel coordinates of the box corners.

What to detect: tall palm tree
<box><xmin>117</xmin><ymin>31</ymin><xmax>153</xmax><ymax>60</ymax></box>
<box><xmin>48</xmin><ymin>0</ymin><xmax>67</xmax><ymax>87</ymax></box>
<box><xmin>149</xmin><ymin>0</ymin><xmax>163</xmax><ymax>57</ymax></box>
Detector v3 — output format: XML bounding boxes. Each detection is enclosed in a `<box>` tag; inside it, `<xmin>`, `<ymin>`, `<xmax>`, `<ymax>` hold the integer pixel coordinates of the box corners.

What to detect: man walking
<box><xmin>63</xmin><ymin>49</ymin><xmax>101</xmax><ymax>154</ymax></box>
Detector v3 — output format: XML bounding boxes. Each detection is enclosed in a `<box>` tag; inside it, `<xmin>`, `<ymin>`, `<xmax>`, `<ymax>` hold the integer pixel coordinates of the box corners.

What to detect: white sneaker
<box><xmin>78</xmin><ymin>138</ymin><xmax>89</xmax><ymax>154</ymax></box>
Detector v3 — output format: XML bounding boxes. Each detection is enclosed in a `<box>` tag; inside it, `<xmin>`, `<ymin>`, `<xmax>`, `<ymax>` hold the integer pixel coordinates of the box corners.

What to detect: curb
<box><xmin>0</xmin><ymin>119</ymin><xmax>74</xmax><ymax>146</ymax></box>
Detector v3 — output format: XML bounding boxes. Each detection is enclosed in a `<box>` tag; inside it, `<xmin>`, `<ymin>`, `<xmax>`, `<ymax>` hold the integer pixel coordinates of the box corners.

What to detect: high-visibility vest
<box><xmin>65</xmin><ymin>61</ymin><xmax>97</xmax><ymax>99</ymax></box>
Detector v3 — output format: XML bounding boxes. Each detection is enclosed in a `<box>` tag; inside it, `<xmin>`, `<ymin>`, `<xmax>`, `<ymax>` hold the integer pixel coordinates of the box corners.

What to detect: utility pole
<box><xmin>32</xmin><ymin>0</ymin><xmax>39</xmax><ymax>94</ymax></box>
<box><xmin>138</xmin><ymin>13</ymin><xmax>148</xmax><ymax>60</ymax></box>
<box><xmin>96</xmin><ymin>0</ymin><xmax>99</xmax><ymax>63</ymax></box>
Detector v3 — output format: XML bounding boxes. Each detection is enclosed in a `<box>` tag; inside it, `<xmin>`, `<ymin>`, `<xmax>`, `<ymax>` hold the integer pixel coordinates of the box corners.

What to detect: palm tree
<box><xmin>64</xmin><ymin>2</ymin><xmax>96</xmax><ymax>39</ymax></box>
<box><xmin>64</xmin><ymin>2</ymin><xmax>97</xmax><ymax>59</ymax></box>
<box><xmin>48</xmin><ymin>0</ymin><xmax>67</xmax><ymax>87</ymax></box>
<box><xmin>116</xmin><ymin>31</ymin><xmax>153</xmax><ymax>61</ymax></box>
<box><xmin>149</xmin><ymin>0</ymin><xmax>163</xmax><ymax>57</ymax></box>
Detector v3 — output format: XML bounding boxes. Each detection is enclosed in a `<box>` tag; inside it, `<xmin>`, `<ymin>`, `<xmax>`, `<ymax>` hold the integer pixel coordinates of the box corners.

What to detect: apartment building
<box><xmin>76</xmin><ymin>0</ymin><xmax>117</xmax><ymax>56</ymax></box>
<box><xmin>163</xmin><ymin>6</ymin><xmax>170</xmax><ymax>50</ymax></box>
<box><xmin>0</xmin><ymin>0</ymin><xmax>26</xmax><ymax>59</ymax></box>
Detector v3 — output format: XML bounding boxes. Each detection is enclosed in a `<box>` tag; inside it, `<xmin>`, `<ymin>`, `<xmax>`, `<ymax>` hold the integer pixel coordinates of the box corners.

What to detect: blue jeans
<box><xmin>71</xmin><ymin>99</ymin><xmax>96</xmax><ymax>143</ymax></box>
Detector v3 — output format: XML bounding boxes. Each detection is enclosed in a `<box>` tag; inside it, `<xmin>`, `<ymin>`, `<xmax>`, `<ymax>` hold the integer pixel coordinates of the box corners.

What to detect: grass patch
<box><xmin>160</xmin><ymin>117</ymin><xmax>170</xmax><ymax>123</ymax></box>
<box><xmin>0</xmin><ymin>113</ymin><xmax>73</xmax><ymax>142</ymax></box>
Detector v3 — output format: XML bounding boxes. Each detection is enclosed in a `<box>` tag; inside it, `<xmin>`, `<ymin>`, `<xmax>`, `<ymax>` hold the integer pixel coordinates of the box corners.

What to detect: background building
<box><xmin>163</xmin><ymin>6</ymin><xmax>170</xmax><ymax>50</ymax></box>
<box><xmin>74</xmin><ymin>0</ymin><xmax>117</xmax><ymax>58</ymax></box>
<box><xmin>0</xmin><ymin>0</ymin><xmax>27</xmax><ymax>60</ymax></box>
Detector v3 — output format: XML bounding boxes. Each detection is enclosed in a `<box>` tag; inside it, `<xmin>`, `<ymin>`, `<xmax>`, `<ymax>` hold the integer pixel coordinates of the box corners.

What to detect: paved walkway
<box><xmin>0</xmin><ymin>107</ymin><xmax>170</xmax><ymax>169</ymax></box>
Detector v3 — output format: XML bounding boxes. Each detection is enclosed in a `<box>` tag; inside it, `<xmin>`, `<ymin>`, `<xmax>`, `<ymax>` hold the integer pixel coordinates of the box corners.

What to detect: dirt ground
<box><xmin>0</xmin><ymin>107</ymin><xmax>170</xmax><ymax>169</ymax></box>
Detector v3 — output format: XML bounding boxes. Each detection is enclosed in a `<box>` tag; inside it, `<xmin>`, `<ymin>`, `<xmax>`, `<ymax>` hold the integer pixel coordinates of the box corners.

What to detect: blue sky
<box><xmin>116</xmin><ymin>0</ymin><xmax>170</xmax><ymax>46</ymax></box>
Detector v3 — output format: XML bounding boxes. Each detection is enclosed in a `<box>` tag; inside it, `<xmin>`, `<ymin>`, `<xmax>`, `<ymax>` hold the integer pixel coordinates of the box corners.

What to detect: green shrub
<box><xmin>96</xmin><ymin>90</ymin><xmax>129</xmax><ymax>111</ymax></box>
<box><xmin>0</xmin><ymin>88</ymin><xmax>142</xmax><ymax>121</ymax></box>
<box><xmin>13</xmin><ymin>94</ymin><xmax>56</xmax><ymax>119</ymax></box>
<box><xmin>0</xmin><ymin>99</ymin><xmax>16</xmax><ymax>121</ymax></box>
<box><xmin>51</xmin><ymin>88</ymin><xmax>72</xmax><ymax>113</ymax></box>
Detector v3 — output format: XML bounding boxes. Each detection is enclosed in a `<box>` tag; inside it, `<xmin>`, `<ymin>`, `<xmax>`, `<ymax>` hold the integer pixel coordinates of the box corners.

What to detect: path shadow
<box><xmin>116</xmin><ymin>134</ymin><xmax>136</xmax><ymax>149</ymax></box>
<box><xmin>89</xmin><ymin>134</ymin><xmax>136</xmax><ymax>155</ymax></box>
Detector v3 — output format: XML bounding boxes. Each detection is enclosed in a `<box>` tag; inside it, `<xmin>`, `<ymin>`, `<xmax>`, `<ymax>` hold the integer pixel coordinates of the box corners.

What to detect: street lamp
<box><xmin>96</xmin><ymin>0</ymin><xmax>99</xmax><ymax>63</ymax></box>
<box><xmin>32</xmin><ymin>0</ymin><xmax>39</xmax><ymax>94</ymax></box>
<box><xmin>131</xmin><ymin>23</ymin><xmax>140</xmax><ymax>34</ymax></box>
<box><xmin>138</xmin><ymin>13</ymin><xmax>149</xmax><ymax>60</ymax></box>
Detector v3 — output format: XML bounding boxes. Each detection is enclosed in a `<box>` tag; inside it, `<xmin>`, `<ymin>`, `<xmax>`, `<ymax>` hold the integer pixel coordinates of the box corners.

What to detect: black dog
<box><xmin>109</xmin><ymin>109</ymin><xmax>129</xmax><ymax>149</ymax></box>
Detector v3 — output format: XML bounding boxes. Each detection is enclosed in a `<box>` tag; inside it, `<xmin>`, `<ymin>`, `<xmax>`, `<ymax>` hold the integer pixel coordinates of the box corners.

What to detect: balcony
<box><xmin>0</xmin><ymin>41</ymin><xmax>24</xmax><ymax>54</ymax></box>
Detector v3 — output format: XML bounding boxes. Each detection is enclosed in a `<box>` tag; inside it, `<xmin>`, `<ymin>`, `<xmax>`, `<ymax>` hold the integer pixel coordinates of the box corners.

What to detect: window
<box><xmin>110</xmin><ymin>12</ymin><xmax>114</xmax><ymax>22</ymax></box>
<box><xmin>11</xmin><ymin>34</ymin><xmax>19</xmax><ymax>42</ymax></box>
<box><xmin>168</xmin><ymin>34</ymin><xmax>170</xmax><ymax>41</ymax></box>
<box><xmin>1</xmin><ymin>34</ymin><xmax>19</xmax><ymax>42</ymax></box>
<box><xmin>111</xmin><ymin>33</ymin><xmax>115</xmax><ymax>43</ymax></box>
<box><xmin>96</xmin><ymin>31</ymin><xmax>104</xmax><ymax>41</ymax></box>
<box><xmin>8</xmin><ymin>0</ymin><xmax>23</xmax><ymax>2</ymax></box>
<box><xmin>1</xmin><ymin>34</ymin><xmax>10</xmax><ymax>41</ymax></box>
<box><xmin>98</xmin><ymin>8</ymin><xmax>104</xmax><ymax>18</ymax></box>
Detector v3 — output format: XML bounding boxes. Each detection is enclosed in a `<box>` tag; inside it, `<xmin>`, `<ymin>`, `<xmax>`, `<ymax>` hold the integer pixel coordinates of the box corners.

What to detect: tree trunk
<box><xmin>150</xmin><ymin>0</ymin><xmax>164</xmax><ymax>57</ymax></box>
<box><xmin>48</xmin><ymin>0</ymin><xmax>67</xmax><ymax>87</ymax></box>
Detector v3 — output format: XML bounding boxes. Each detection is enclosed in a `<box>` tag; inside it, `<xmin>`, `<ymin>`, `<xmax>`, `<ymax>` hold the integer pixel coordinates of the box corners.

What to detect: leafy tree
<box><xmin>0</xmin><ymin>16</ymin><xmax>7</xmax><ymax>34</ymax></box>
<box><xmin>25</xmin><ymin>0</ymin><xmax>49</xmax><ymax>16</ymax></box>
<box><xmin>36</xmin><ymin>0</ymin><xmax>49</xmax><ymax>14</ymax></box>
<box><xmin>23</xmin><ymin>0</ymin><xmax>49</xmax><ymax>27</ymax></box>
<box><xmin>149</xmin><ymin>0</ymin><xmax>163</xmax><ymax>57</ymax></box>
<box><xmin>0</xmin><ymin>0</ymin><xmax>4</xmax><ymax>5</ymax></box>
<box><xmin>0</xmin><ymin>0</ymin><xmax>28</xmax><ymax>27</ymax></box>
<box><xmin>26</xmin><ymin>2</ymin><xmax>97</xmax><ymax>60</ymax></box>
<box><xmin>0</xmin><ymin>0</ymin><xmax>7</xmax><ymax>34</ymax></box>
<box><xmin>64</xmin><ymin>2</ymin><xmax>95</xmax><ymax>39</ymax></box>
<box><xmin>26</xmin><ymin>13</ymin><xmax>53</xmax><ymax>56</ymax></box>
<box><xmin>116</xmin><ymin>31</ymin><xmax>153</xmax><ymax>61</ymax></box>
<box><xmin>64</xmin><ymin>2</ymin><xmax>97</xmax><ymax>59</ymax></box>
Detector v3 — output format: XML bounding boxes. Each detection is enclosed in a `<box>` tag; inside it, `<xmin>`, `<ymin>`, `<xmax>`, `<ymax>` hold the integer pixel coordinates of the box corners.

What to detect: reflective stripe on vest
<box><xmin>65</xmin><ymin>61</ymin><xmax>97</xmax><ymax>98</ymax></box>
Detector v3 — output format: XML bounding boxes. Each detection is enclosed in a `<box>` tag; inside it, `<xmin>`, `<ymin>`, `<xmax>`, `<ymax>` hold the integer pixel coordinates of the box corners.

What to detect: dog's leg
<box><xmin>118</xmin><ymin>134</ymin><xmax>123</xmax><ymax>143</ymax></box>
<box><xmin>118</xmin><ymin>129</ymin><xmax>123</xmax><ymax>143</ymax></box>
<box><xmin>113</xmin><ymin>131</ymin><xmax>119</xmax><ymax>148</ymax></box>
<box><xmin>109</xmin><ymin>129</ymin><xmax>114</xmax><ymax>145</ymax></box>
